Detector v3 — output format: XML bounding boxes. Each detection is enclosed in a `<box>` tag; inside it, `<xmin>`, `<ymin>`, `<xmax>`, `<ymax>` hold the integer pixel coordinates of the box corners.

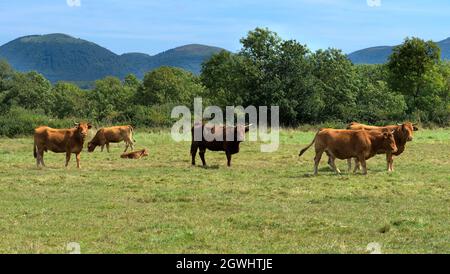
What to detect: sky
<box><xmin>1</xmin><ymin>0</ymin><xmax>450</xmax><ymax>55</ymax></box>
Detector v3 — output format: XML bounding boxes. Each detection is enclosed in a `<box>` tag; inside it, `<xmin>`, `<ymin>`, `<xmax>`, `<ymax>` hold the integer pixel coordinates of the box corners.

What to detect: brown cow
<box><xmin>34</xmin><ymin>122</ymin><xmax>92</xmax><ymax>168</ymax></box>
<box><xmin>346</xmin><ymin>122</ymin><xmax>418</xmax><ymax>172</ymax></box>
<box><xmin>191</xmin><ymin>123</ymin><xmax>251</xmax><ymax>167</ymax></box>
<box><xmin>299</xmin><ymin>129</ymin><xmax>398</xmax><ymax>175</ymax></box>
<box><xmin>88</xmin><ymin>126</ymin><xmax>135</xmax><ymax>153</ymax></box>
<box><xmin>121</xmin><ymin>149</ymin><xmax>149</xmax><ymax>159</ymax></box>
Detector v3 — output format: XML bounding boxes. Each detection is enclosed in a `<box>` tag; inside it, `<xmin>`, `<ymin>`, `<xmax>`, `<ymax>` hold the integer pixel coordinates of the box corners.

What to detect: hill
<box><xmin>0</xmin><ymin>34</ymin><xmax>224</xmax><ymax>83</ymax></box>
<box><xmin>348</xmin><ymin>38</ymin><xmax>450</xmax><ymax>64</ymax></box>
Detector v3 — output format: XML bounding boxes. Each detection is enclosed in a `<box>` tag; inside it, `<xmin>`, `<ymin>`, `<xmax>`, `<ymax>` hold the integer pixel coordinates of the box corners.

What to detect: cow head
<box><xmin>142</xmin><ymin>149</ymin><xmax>149</xmax><ymax>157</ymax></box>
<box><xmin>383</xmin><ymin>131</ymin><xmax>398</xmax><ymax>153</ymax></box>
<box><xmin>398</xmin><ymin>122</ymin><xmax>416</xmax><ymax>142</ymax></box>
<box><xmin>87</xmin><ymin>141</ymin><xmax>96</xmax><ymax>152</ymax></box>
<box><xmin>75</xmin><ymin>122</ymin><xmax>92</xmax><ymax>140</ymax></box>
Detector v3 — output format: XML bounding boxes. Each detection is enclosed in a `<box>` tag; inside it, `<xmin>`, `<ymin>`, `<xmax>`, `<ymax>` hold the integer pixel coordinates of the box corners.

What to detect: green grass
<box><xmin>0</xmin><ymin>129</ymin><xmax>449</xmax><ymax>254</ymax></box>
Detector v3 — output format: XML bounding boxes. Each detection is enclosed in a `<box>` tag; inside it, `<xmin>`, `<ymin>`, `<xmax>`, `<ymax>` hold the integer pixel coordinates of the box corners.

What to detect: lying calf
<box><xmin>120</xmin><ymin>149</ymin><xmax>149</xmax><ymax>159</ymax></box>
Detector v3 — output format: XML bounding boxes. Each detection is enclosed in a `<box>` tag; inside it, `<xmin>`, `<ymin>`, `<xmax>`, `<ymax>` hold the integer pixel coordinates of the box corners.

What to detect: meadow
<box><xmin>0</xmin><ymin>129</ymin><xmax>449</xmax><ymax>254</ymax></box>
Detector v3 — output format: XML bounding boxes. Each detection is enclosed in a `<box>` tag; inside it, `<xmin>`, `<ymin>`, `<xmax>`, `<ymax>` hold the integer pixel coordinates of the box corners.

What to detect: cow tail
<box><xmin>299</xmin><ymin>131</ymin><xmax>319</xmax><ymax>157</ymax></box>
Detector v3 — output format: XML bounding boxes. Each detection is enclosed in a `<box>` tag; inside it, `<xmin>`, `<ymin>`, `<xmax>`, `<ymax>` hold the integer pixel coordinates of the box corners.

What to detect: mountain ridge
<box><xmin>0</xmin><ymin>33</ymin><xmax>225</xmax><ymax>83</ymax></box>
<box><xmin>348</xmin><ymin>38</ymin><xmax>450</xmax><ymax>64</ymax></box>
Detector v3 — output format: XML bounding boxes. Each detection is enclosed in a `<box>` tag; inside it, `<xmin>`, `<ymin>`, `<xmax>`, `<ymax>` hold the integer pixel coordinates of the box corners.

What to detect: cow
<box><xmin>88</xmin><ymin>125</ymin><xmax>135</xmax><ymax>153</ymax></box>
<box><xmin>346</xmin><ymin>122</ymin><xmax>419</xmax><ymax>172</ymax></box>
<box><xmin>299</xmin><ymin>129</ymin><xmax>398</xmax><ymax>175</ymax></box>
<box><xmin>191</xmin><ymin>124</ymin><xmax>251</xmax><ymax>167</ymax></box>
<box><xmin>121</xmin><ymin>149</ymin><xmax>149</xmax><ymax>159</ymax></box>
<box><xmin>33</xmin><ymin>122</ymin><xmax>92</xmax><ymax>168</ymax></box>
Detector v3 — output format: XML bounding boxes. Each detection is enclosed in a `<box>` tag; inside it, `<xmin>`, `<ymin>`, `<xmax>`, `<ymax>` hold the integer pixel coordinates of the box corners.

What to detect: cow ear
<box><xmin>383</xmin><ymin>132</ymin><xmax>388</xmax><ymax>139</ymax></box>
<box><xmin>88</xmin><ymin>123</ymin><xmax>93</xmax><ymax>129</ymax></box>
<box><xmin>413</xmin><ymin>125</ymin><xmax>419</xmax><ymax>131</ymax></box>
<box><xmin>74</xmin><ymin>122</ymin><xmax>80</xmax><ymax>128</ymax></box>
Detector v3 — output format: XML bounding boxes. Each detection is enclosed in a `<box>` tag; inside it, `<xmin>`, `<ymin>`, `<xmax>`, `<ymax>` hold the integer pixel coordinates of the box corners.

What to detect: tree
<box><xmin>0</xmin><ymin>60</ymin><xmax>15</xmax><ymax>113</ymax></box>
<box><xmin>1</xmin><ymin>71</ymin><xmax>52</xmax><ymax>113</ymax></box>
<box><xmin>137</xmin><ymin>66</ymin><xmax>205</xmax><ymax>106</ymax></box>
<box><xmin>123</xmin><ymin>74</ymin><xmax>141</xmax><ymax>90</ymax></box>
<box><xmin>354</xmin><ymin>64</ymin><xmax>407</xmax><ymax>123</ymax></box>
<box><xmin>88</xmin><ymin>76</ymin><xmax>135</xmax><ymax>122</ymax></box>
<box><xmin>387</xmin><ymin>37</ymin><xmax>441</xmax><ymax>116</ymax></box>
<box><xmin>50</xmin><ymin>82</ymin><xmax>88</xmax><ymax>119</ymax></box>
<box><xmin>201</xmin><ymin>50</ymin><xmax>250</xmax><ymax>107</ymax></box>
<box><xmin>310</xmin><ymin>49</ymin><xmax>359</xmax><ymax>122</ymax></box>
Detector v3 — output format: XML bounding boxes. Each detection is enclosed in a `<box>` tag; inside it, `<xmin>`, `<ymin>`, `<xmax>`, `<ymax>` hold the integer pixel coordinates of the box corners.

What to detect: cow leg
<box><xmin>353</xmin><ymin>158</ymin><xmax>361</xmax><ymax>173</ymax></box>
<box><xmin>65</xmin><ymin>152</ymin><xmax>71</xmax><ymax>167</ymax></box>
<box><xmin>199</xmin><ymin>148</ymin><xmax>207</xmax><ymax>166</ymax></box>
<box><xmin>327</xmin><ymin>153</ymin><xmax>341</xmax><ymax>174</ymax></box>
<box><xmin>106</xmin><ymin>143</ymin><xmax>110</xmax><ymax>153</ymax></box>
<box><xmin>347</xmin><ymin>159</ymin><xmax>352</xmax><ymax>173</ymax></box>
<box><xmin>326</xmin><ymin>151</ymin><xmax>334</xmax><ymax>171</ymax></box>
<box><xmin>124</xmin><ymin>141</ymin><xmax>129</xmax><ymax>153</ymax></box>
<box><xmin>358</xmin><ymin>156</ymin><xmax>367</xmax><ymax>175</ymax></box>
<box><xmin>36</xmin><ymin>154</ymin><xmax>40</xmax><ymax>167</ymax></box>
<box><xmin>39</xmin><ymin>150</ymin><xmax>46</xmax><ymax>167</ymax></box>
<box><xmin>101</xmin><ymin>145</ymin><xmax>105</xmax><ymax>152</ymax></box>
<box><xmin>330</xmin><ymin>158</ymin><xmax>341</xmax><ymax>174</ymax></box>
<box><xmin>190</xmin><ymin>143</ymin><xmax>198</xmax><ymax>166</ymax></box>
<box><xmin>76</xmin><ymin>153</ymin><xmax>81</xmax><ymax>169</ymax></box>
<box><xmin>386</xmin><ymin>153</ymin><xmax>394</xmax><ymax>172</ymax></box>
<box><xmin>313</xmin><ymin>149</ymin><xmax>324</xmax><ymax>176</ymax></box>
<box><xmin>124</xmin><ymin>137</ymin><xmax>134</xmax><ymax>152</ymax></box>
<box><xmin>36</xmin><ymin>149</ymin><xmax>44</xmax><ymax>167</ymax></box>
<box><xmin>226</xmin><ymin>151</ymin><xmax>232</xmax><ymax>167</ymax></box>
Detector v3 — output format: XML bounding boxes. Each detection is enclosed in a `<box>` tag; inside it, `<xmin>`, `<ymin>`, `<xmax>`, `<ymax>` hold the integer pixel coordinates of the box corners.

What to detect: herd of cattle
<box><xmin>32</xmin><ymin>122</ymin><xmax>418</xmax><ymax>175</ymax></box>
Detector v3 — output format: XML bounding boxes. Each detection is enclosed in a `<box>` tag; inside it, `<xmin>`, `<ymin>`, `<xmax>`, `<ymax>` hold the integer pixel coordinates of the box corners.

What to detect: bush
<box><xmin>0</xmin><ymin>107</ymin><xmax>82</xmax><ymax>137</ymax></box>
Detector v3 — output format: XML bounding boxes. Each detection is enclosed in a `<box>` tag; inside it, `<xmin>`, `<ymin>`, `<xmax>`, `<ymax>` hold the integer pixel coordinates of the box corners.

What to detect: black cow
<box><xmin>191</xmin><ymin>124</ymin><xmax>251</xmax><ymax>167</ymax></box>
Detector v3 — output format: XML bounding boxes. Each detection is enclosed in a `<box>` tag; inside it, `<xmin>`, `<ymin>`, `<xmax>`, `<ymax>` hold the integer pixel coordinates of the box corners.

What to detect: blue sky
<box><xmin>1</xmin><ymin>0</ymin><xmax>450</xmax><ymax>55</ymax></box>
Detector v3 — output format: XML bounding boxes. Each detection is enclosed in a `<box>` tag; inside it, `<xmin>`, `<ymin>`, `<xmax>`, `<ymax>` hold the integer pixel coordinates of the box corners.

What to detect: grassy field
<box><xmin>0</xmin><ymin>129</ymin><xmax>449</xmax><ymax>254</ymax></box>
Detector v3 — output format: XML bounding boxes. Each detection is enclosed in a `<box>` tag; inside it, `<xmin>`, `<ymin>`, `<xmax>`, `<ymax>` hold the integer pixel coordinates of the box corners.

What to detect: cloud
<box><xmin>367</xmin><ymin>0</ymin><xmax>381</xmax><ymax>8</ymax></box>
<box><xmin>66</xmin><ymin>0</ymin><xmax>81</xmax><ymax>8</ymax></box>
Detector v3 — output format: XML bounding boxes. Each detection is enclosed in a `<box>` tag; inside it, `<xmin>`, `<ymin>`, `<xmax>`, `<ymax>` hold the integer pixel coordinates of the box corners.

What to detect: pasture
<box><xmin>0</xmin><ymin>129</ymin><xmax>449</xmax><ymax>254</ymax></box>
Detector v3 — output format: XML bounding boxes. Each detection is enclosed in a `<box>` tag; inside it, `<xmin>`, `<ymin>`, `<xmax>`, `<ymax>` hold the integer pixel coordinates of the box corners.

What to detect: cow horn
<box><xmin>245</xmin><ymin>124</ymin><xmax>253</xmax><ymax>128</ymax></box>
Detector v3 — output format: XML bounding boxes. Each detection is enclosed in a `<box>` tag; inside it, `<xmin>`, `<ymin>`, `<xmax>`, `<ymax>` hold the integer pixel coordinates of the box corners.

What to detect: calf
<box><xmin>299</xmin><ymin>129</ymin><xmax>398</xmax><ymax>175</ymax></box>
<box><xmin>347</xmin><ymin>122</ymin><xmax>418</xmax><ymax>171</ymax></box>
<box><xmin>34</xmin><ymin>122</ymin><xmax>92</xmax><ymax>168</ymax></box>
<box><xmin>121</xmin><ymin>149</ymin><xmax>149</xmax><ymax>159</ymax></box>
<box><xmin>191</xmin><ymin>124</ymin><xmax>251</xmax><ymax>167</ymax></box>
<box><xmin>88</xmin><ymin>125</ymin><xmax>135</xmax><ymax>153</ymax></box>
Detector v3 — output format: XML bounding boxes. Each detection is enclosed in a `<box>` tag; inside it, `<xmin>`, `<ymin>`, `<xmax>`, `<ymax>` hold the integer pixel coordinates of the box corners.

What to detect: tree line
<box><xmin>0</xmin><ymin>28</ymin><xmax>449</xmax><ymax>136</ymax></box>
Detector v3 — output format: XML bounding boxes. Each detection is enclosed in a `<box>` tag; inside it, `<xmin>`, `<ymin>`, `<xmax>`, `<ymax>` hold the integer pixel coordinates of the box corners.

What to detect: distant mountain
<box><xmin>0</xmin><ymin>33</ymin><xmax>224</xmax><ymax>83</ymax></box>
<box><xmin>348</xmin><ymin>38</ymin><xmax>450</xmax><ymax>64</ymax></box>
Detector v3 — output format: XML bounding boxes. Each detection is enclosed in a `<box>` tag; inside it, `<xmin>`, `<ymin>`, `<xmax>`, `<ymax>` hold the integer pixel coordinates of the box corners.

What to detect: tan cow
<box><xmin>299</xmin><ymin>129</ymin><xmax>398</xmax><ymax>175</ymax></box>
<box><xmin>88</xmin><ymin>126</ymin><xmax>135</xmax><ymax>153</ymax></box>
<box><xmin>120</xmin><ymin>149</ymin><xmax>149</xmax><ymax>159</ymax></box>
<box><xmin>347</xmin><ymin>122</ymin><xmax>418</xmax><ymax>171</ymax></box>
<box><xmin>34</xmin><ymin>122</ymin><xmax>92</xmax><ymax>168</ymax></box>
